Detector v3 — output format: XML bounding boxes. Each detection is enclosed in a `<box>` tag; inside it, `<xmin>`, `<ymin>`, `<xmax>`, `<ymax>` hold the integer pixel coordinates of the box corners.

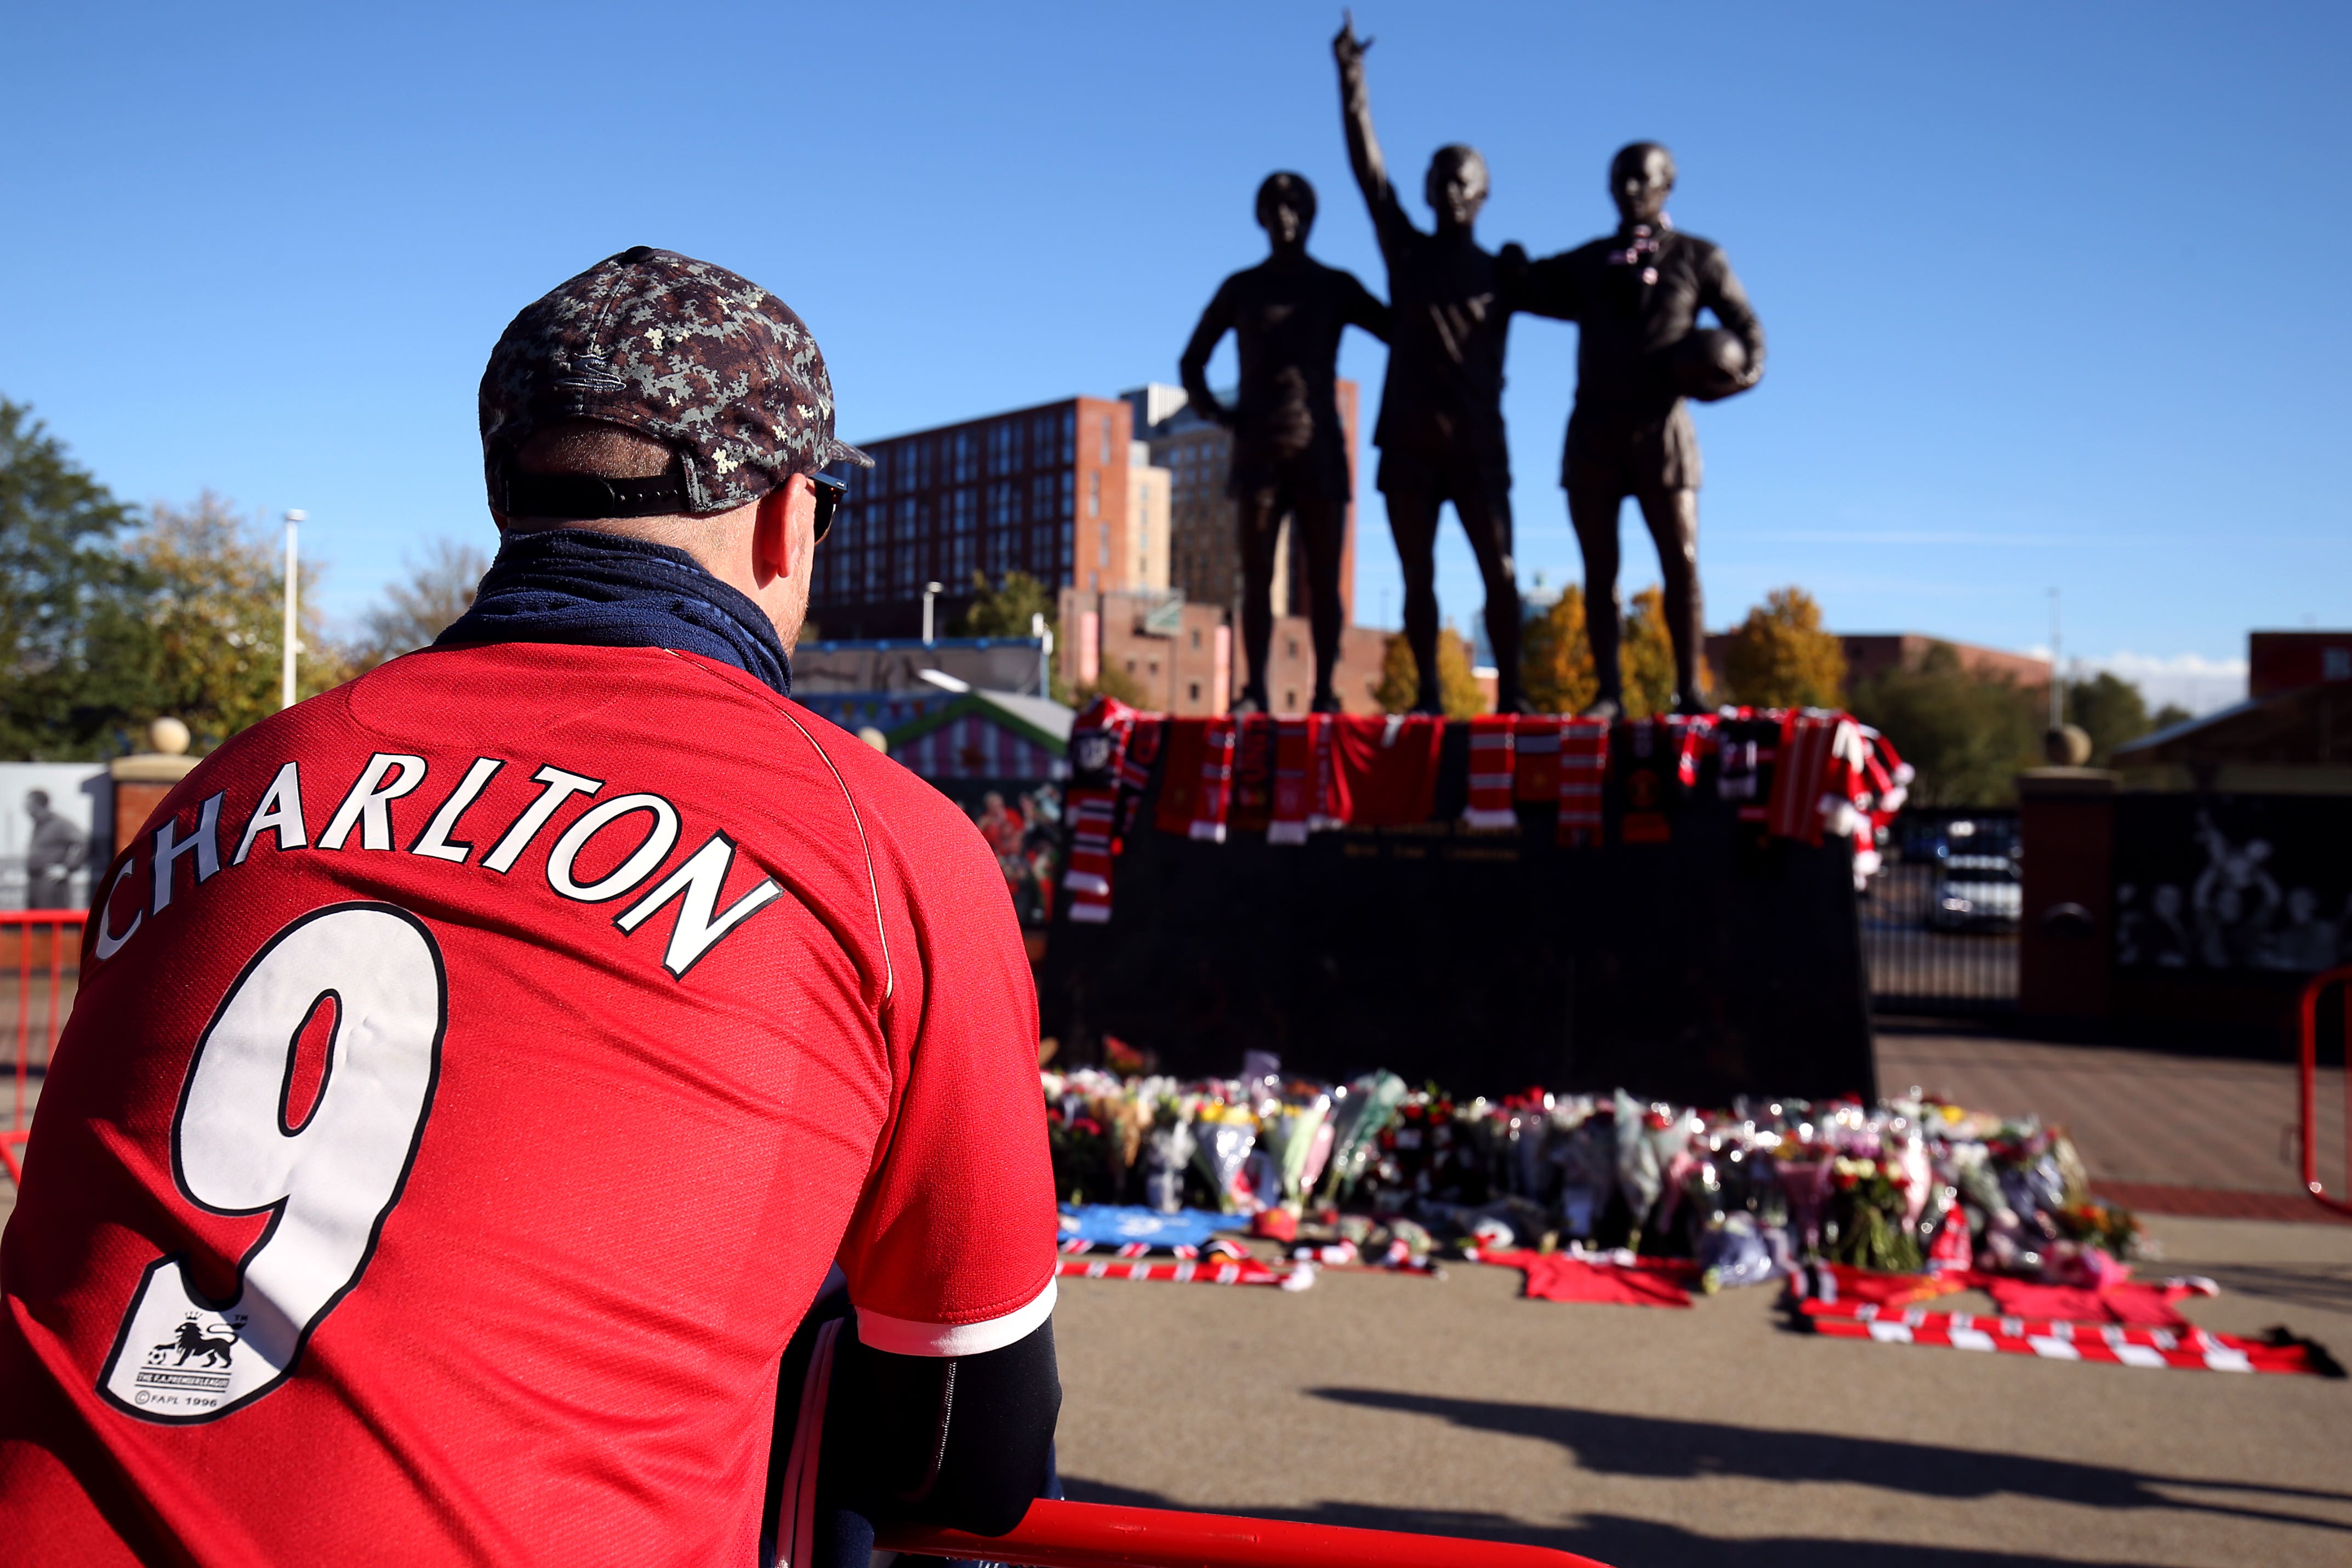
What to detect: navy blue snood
<box><xmin>436</xmin><ymin>529</ymin><xmax>792</xmax><ymax>697</ymax></box>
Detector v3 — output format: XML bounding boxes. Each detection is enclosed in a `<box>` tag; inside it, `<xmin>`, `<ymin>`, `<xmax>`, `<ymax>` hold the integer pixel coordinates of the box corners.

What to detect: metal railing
<box><xmin>1863</xmin><ymin>808</ymin><xmax>2020</xmax><ymax>1015</ymax></box>
<box><xmin>1</xmin><ymin>911</ymin><xmax>82</xmax><ymax>1185</ymax></box>
<box><xmin>879</xmin><ymin>1498</ymin><xmax>1610</xmax><ymax>1568</ymax></box>
<box><xmin>2298</xmin><ymin>965</ymin><xmax>2352</xmax><ymax>1218</ymax></box>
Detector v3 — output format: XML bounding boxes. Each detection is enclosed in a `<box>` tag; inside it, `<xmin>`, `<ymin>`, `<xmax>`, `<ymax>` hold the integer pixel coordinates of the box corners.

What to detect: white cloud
<box><xmin>2074</xmin><ymin>650</ymin><xmax>2248</xmax><ymax>716</ymax></box>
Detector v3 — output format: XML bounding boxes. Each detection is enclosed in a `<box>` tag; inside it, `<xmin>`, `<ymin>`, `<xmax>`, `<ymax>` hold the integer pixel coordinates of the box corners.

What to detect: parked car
<box><xmin>1929</xmin><ymin>853</ymin><xmax>2022</xmax><ymax>931</ymax></box>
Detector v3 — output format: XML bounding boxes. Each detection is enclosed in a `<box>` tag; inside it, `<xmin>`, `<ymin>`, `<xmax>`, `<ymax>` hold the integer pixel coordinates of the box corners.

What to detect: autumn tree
<box><xmin>1520</xmin><ymin>586</ymin><xmax>1597</xmax><ymax>715</ymax></box>
<box><xmin>1620</xmin><ymin>587</ymin><xmax>1703</xmax><ymax>719</ymax></box>
<box><xmin>88</xmin><ymin>494</ymin><xmax>352</xmax><ymax>750</ymax></box>
<box><xmin>1720</xmin><ymin>586</ymin><xmax>1847</xmax><ymax>709</ymax></box>
<box><xmin>353</xmin><ymin>539</ymin><xmax>488</xmax><ymax>670</ymax></box>
<box><xmin>1374</xmin><ymin>628</ymin><xmax>1484</xmax><ymax>717</ymax></box>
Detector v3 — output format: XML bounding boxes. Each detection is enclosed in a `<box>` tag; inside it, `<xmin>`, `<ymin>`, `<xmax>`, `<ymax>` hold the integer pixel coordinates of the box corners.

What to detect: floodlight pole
<box><xmin>2047</xmin><ymin>586</ymin><xmax>2063</xmax><ymax>730</ymax></box>
<box><xmin>282</xmin><ymin>510</ymin><xmax>307</xmax><ymax>710</ymax></box>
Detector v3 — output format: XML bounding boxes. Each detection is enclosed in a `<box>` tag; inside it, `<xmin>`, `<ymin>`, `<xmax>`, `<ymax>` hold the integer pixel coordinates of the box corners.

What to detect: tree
<box><xmin>1721</xmin><ymin>586</ymin><xmax>1846</xmax><ymax>709</ymax></box>
<box><xmin>1075</xmin><ymin>661</ymin><xmax>1149</xmax><ymax>709</ymax></box>
<box><xmin>0</xmin><ymin>399</ymin><xmax>141</xmax><ymax>759</ymax></box>
<box><xmin>353</xmin><ymin>539</ymin><xmax>487</xmax><ymax>670</ymax></box>
<box><xmin>950</xmin><ymin>571</ymin><xmax>1072</xmax><ymax>700</ymax></box>
<box><xmin>2151</xmin><ymin>702</ymin><xmax>2192</xmax><ymax>731</ymax></box>
<box><xmin>953</xmin><ymin>570</ymin><xmax>1056</xmax><ymax>640</ymax></box>
<box><xmin>1374</xmin><ymin>628</ymin><xmax>1484</xmax><ymax>716</ymax></box>
<box><xmin>1521</xmin><ymin>586</ymin><xmax>1597</xmax><ymax>715</ymax></box>
<box><xmin>1620</xmin><ymin>586</ymin><xmax>1701</xmax><ymax>719</ymax></box>
<box><xmin>89</xmin><ymin>494</ymin><xmax>352</xmax><ymax>752</ymax></box>
<box><xmin>1848</xmin><ymin>641</ymin><xmax>2041</xmax><ymax>806</ymax></box>
<box><xmin>2061</xmin><ymin>670</ymin><xmax>2155</xmax><ymax>767</ymax></box>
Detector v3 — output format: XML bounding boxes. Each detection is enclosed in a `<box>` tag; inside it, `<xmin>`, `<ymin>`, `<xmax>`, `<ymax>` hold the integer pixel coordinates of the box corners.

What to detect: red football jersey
<box><xmin>0</xmin><ymin>644</ymin><xmax>1057</xmax><ymax>1566</ymax></box>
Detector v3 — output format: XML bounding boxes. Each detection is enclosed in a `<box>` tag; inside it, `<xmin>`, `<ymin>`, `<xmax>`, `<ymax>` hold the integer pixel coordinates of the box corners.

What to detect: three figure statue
<box><xmin>1179</xmin><ymin>15</ymin><xmax>1764</xmax><ymax>717</ymax></box>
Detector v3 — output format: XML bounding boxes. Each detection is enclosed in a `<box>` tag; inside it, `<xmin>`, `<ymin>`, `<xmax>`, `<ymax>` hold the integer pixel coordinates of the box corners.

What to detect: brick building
<box><xmin>814</xmin><ymin>396</ymin><xmax>1162</xmax><ymax>640</ymax></box>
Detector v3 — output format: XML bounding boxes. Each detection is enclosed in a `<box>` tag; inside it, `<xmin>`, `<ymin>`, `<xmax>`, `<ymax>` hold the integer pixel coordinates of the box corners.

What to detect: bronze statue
<box><xmin>1181</xmin><ymin>173</ymin><xmax>1392</xmax><ymax>714</ymax></box>
<box><xmin>1334</xmin><ymin>16</ymin><xmax>1525</xmax><ymax>714</ymax></box>
<box><xmin>1518</xmin><ymin>142</ymin><xmax>1764</xmax><ymax>715</ymax></box>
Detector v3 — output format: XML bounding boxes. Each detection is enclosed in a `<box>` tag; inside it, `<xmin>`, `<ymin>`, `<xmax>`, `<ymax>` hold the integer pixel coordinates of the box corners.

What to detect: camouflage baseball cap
<box><xmin>481</xmin><ymin>246</ymin><xmax>870</xmax><ymax>517</ymax></box>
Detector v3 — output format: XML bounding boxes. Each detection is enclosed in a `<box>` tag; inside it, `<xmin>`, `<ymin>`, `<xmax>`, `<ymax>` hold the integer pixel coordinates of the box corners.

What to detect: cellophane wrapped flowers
<box><xmin>1043</xmin><ymin>1062</ymin><xmax>2143</xmax><ymax>1283</ymax></box>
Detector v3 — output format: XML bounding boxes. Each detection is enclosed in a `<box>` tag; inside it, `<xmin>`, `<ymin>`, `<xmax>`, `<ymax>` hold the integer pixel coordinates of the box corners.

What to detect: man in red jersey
<box><xmin>0</xmin><ymin>248</ymin><xmax>1061</xmax><ymax>1567</ymax></box>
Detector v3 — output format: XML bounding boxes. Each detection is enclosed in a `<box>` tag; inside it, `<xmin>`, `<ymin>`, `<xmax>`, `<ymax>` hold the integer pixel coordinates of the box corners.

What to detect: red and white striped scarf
<box><xmin>1556</xmin><ymin>716</ymin><xmax>1610</xmax><ymax>847</ymax></box>
<box><xmin>1461</xmin><ymin>714</ymin><xmax>1518</xmax><ymax>830</ymax></box>
<box><xmin>1063</xmin><ymin>699</ymin><xmax>1139</xmax><ymax>925</ymax></box>
<box><xmin>1269</xmin><ymin>715</ymin><xmax>1341</xmax><ymax>845</ymax></box>
<box><xmin>1188</xmin><ymin>716</ymin><xmax>1238</xmax><ymax>842</ymax></box>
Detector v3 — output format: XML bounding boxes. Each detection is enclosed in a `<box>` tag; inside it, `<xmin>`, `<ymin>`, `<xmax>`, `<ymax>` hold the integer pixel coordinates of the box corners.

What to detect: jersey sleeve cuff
<box><xmin>855</xmin><ymin>1276</ymin><xmax>1057</xmax><ymax>1358</ymax></box>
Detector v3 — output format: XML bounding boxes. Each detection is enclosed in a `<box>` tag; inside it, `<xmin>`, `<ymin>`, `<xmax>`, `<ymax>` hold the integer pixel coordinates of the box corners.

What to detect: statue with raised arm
<box><xmin>1518</xmin><ymin>142</ymin><xmax>1765</xmax><ymax>715</ymax></box>
<box><xmin>1181</xmin><ymin>172</ymin><xmax>1392</xmax><ymax>714</ymax></box>
<box><xmin>1332</xmin><ymin>14</ymin><xmax>1525</xmax><ymax>714</ymax></box>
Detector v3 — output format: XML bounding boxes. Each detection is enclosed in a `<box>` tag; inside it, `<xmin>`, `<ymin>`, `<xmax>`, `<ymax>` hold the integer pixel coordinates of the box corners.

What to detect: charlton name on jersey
<box><xmin>0</xmin><ymin>642</ymin><xmax>1058</xmax><ymax>1567</ymax></box>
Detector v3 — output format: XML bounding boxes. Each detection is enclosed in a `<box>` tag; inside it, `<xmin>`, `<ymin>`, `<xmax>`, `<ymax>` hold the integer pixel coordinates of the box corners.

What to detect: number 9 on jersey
<box><xmin>99</xmin><ymin>903</ymin><xmax>448</xmax><ymax>1422</ymax></box>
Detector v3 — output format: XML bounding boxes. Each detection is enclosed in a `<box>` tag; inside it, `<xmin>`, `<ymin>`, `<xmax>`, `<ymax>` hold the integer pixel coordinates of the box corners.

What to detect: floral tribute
<box><xmin>1041</xmin><ymin>1061</ymin><xmax>2149</xmax><ymax>1292</ymax></box>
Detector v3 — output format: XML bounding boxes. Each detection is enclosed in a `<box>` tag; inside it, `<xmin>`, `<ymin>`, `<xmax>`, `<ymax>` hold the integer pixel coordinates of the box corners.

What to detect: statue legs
<box><xmin>1386</xmin><ymin>465</ymin><xmax>1523</xmax><ymax>714</ymax></box>
<box><xmin>1293</xmin><ymin>487</ymin><xmax>1347</xmax><ymax>710</ymax></box>
<box><xmin>1235</xmin><ymin>483</ymin><xmax>1284</xmax><ymax>711</ymax></box>
<box><xmin>1384</xmin><ymin>485</ymin><xmax>1448</xmax><ymax>714</ymax></box>
<box><xmin>1569</xmin><ymin>483</ymin><xmax>1703</xmax><ymax>712</ymax></box>
<box><xmin>1237</xmin><ymin>480</ymin><xmax>1348</xmax><ymax>712</ymax></box>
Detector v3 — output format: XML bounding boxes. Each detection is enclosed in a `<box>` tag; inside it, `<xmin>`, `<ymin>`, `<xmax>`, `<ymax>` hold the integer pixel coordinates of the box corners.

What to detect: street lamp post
<box><xmin>922</xmin><ymin>581</ymin><xmax>943</xmax><ymax>647</ymax></box>
<box><xmin>282</xmin><ymin>510</ymin><xmax>306</xmax><ymax>709</ymax></box>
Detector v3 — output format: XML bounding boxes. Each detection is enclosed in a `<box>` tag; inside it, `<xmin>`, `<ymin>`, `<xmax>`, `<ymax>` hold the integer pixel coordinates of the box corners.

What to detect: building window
<box><xmin>1188</xmin><ymin>682</ymin><xmax>1201</xmax><ymax>702</ymax></box>
<box><xmin>1287</xmin><ymin>638</ymin><xmax>1299</xmax><ymax>659</ymax></box>
<box><xmin>1190</xmin><ymin>629</ymin><xmax>1201</xmax><ymax>649</ymax></box>
<box><xmin>1284</xmin><ymin>690</ymin><xmax>1297</xmax><ymax>710</ymax></box>
<box><xmin>954</xmin><ymin>429</ymin><xmax>976</xmax><ymax>484</ymax></box>
<box><xmin>1060</xmin><ymin>408</ymin><xmax>1076</xmax><ymax>464</ymax></box>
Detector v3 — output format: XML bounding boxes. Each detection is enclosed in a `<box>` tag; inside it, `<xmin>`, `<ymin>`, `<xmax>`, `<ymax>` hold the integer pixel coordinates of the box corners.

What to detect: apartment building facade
<box><xmin>815</xmin><ymin>396</ymin><xmax>1160</xmax><ymax>640</ymax></box>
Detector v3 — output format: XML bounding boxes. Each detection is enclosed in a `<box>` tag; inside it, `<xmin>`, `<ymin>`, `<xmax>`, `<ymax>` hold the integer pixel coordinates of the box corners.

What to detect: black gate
<box><xmin>1864</xmin><ymin>807</ymin><xmax>2020</xmax><ymax>1015</ymax></box>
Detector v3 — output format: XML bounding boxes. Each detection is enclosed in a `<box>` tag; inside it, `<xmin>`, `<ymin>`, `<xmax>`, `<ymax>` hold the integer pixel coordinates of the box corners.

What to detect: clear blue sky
<box><xmin>5</xmin><ymin>1</ymin><xmax>2344</xmax><ymax>711</ymax></box>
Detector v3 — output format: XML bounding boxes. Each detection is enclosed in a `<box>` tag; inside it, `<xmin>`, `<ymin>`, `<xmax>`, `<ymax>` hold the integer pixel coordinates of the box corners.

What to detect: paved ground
<box><xmin>1054</xmin><ymin>1212</ymin><xmax>2352</xmax><ymax>1568</ymax></box>
<box><xmin>1878</xmin><ymin>1019</ymin><xmax>2346</xmax><ymax>1205</ymax></box>
<box><xmin>4</xmin><ymin>1012</ymin><xmax>2348</xmax><ymax>1566</ymax></box>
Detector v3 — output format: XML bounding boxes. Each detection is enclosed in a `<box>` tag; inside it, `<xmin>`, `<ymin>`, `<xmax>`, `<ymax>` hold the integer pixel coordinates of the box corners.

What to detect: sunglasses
<box><xmin>809</xmin><ymin>472</ymin><xmax>847</xmax><ymax>543</ymax></box>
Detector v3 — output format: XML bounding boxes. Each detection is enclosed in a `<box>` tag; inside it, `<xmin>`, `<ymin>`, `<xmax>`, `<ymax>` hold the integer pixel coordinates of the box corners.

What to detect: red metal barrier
<box><xmin>1</xmin><ymin>912</ymin><xmax>82</xmax><ymax>1187</ymax></box>
<box><xmin>878</xmin><ymin>1498</ymin><xmax>1611</xmax><ymax>1568</ymax></box>
<box><xmin>2299</xmin><ymin>964</ymin><xmax>2352</xmax><ymax>1218</ymax></box>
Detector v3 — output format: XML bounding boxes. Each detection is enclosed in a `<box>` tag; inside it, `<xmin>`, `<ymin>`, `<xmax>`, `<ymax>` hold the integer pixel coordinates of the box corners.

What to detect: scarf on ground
<box><xmin>435</xmin><ymin>528</ymin><xmax>791</xmax><ymax>697</ymax></box>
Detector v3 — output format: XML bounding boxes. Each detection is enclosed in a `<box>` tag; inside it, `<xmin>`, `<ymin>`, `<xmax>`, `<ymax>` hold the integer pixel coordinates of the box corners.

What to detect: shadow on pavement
<box><xmin>2186</xmin><ymin>1260</ymin><xmax>2352</xmax><ymax>1315</ymax></box>
<box><xmin>1061</xmin><ymin>1478</ymin><xmax>2176</xmax><ymax>1567</ymax></box>
<box><xmin>1289</xmin><ymin>1389</ymin><xmax>2351</xmax><ymax>1538</ymax></box>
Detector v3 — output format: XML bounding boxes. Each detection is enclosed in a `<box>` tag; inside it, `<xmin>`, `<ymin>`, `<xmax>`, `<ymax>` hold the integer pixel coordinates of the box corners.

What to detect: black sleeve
<box><xmin>819</xmin><ymin>1316</ymin><xmax>1061</xmax><ymax>1536</ymax></box>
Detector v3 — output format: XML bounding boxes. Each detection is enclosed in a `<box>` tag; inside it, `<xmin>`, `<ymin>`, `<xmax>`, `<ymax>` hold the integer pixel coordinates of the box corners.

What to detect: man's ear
<box><xmin>753</xmin><ymin>478</ymin><xmax>805</xmax><ymax>588</ymax></box>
